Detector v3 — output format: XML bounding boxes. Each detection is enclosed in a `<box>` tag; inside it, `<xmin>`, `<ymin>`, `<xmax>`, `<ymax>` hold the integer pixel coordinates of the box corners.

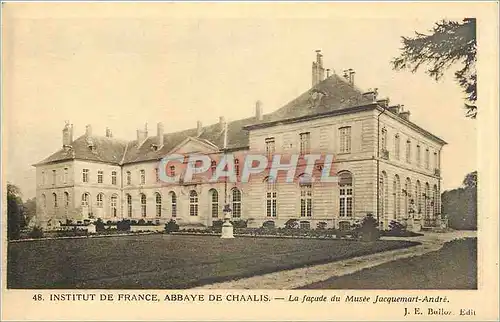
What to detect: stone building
<box><xmin>34</xmin><ymin>50</ymin><xmax>446</xmax><ymax>230</ymax></box>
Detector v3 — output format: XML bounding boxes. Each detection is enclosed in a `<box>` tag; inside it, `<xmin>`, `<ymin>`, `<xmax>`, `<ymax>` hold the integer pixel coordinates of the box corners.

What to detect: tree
<box><xmin>23</xmin><ymin>197</ymin><xmax>37</xmax><ymax>227</ymax></box>
<box><xmin>392</xmin><ymin>18</ymin><xmax>477</xmax><ymax>118</ymax></box>
<box><xmin>7</xmin><ymin>183</ymin><xmax>25</xmax><ymax>240</ymax></box>
<box><xmin>442</xmin><ymin>171</ymin><xmax>477</xmax><ymax>230</ymax></box>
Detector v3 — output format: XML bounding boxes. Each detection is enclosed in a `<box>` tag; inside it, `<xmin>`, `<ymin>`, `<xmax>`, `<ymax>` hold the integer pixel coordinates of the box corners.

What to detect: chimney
<box><xmin>348</xmin><ymin>69</ymin><xmax>355</xmax><ymax>85</ymax></box>
<box><xmin>219</xmin><ymin>116</ymin><xmax>226</xmax><ymax>130</ymax></box>
<box><xmin>399</xmin><ymin>109</ymin><xmax>410</xmax><ymax>120</ymax></box>
<box><xmin>312</xmin><ymin>50</ymin><xmax>325</xmax><ymax>87</ymax></box>
<box><xmin>85</xmin><ymin>124</ymin><xmax>92</xmax><ymax>137</ymax></box>
<box><xmin>343</xmin><ymin>69</ymin><xmax>349</xmax><ymax>81</ymax></box>
<box><xmin>255</xmin><ymin>100</ymin><xmax>263</xmax><ymax>121</ymax></box>
<box><xmin>105</xmin><ymin>127</ymin><xmax>113</xmax><ymax>138</ymax></box>
<box><xmin>326</xmin><ymin>69</ymin><xmax>331</xmax><ymax>78</ymax></box>
<box><xmin>136</xmin><ymin>123</ymin><xmax>148</xmax><ymax>146</ymax></box>
<box><xmin>197</xmin><ymin>121</ymin><xmax>203</xmax><ymax>136</ymax></box>
<box><xmin>388</xmin><ymin>104</ymin><xmax>401</xmax><ymax>114</ymax></box>
<box><xmin>362</xmin><ymin>89</ymin><xmax>378</xmax><ymax>101</ymax></box>
<box><xmin>377</xmin><ymin>98</ymin><xmax>390</xmax><ymax>108</ymax></box>
<box><xmin>157</xmin><ymin>122</ymin><xmax>164</xmax><ymax>147</ymax></box>
<box><xmin>62</xmin><ymin>122</ymin><xmax>73</xmax><ymax>147</ymax></box>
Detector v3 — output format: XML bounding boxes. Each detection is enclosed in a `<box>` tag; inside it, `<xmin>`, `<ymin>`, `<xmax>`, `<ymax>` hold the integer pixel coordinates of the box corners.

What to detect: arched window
<box><xmin>126</xmin><ymin>171</ymin><xmax>131</xmax><ymax>185</ymax></box>
<box><xmin>111</xmin><ymin>195</ymin><xmax>118</xmax><ymax>217</ymax></box>
<box><xmin>394</xmin><ymin>134</ymin><xmax>400</xmax><ymax>160</ymax></box>
<box><xmin>300</xmin><ymin>182</ymin><xmax>313</xmax><ymax>217</ymax></box>
<box><xmin>433</xmin><ymin>185</ymin><xmax>439</xmax><ymax>216</ymax></box>
<box><xmin>404</xmin><ymin>178</ymin><xmax>411</xmax><ymax>216</ymax></box>
<box><xmin>53</xmin><ymin>193</ymin><xmax>58</xmax><ymax>208</ymax></box>
<box><xmin>81</xmin><ymin>193</ymin><xmax>89</xmax><ymax>207</ymax></box>
<box><xmin>379</xmin><ymin>171</ymin><xmax>388</xmax><ymax>219</ymax></box>
<box><xmin>189</xmin><ymin>190</ymin><xmax>198</xmax><ymax>216</ymax></box>
<box><xmin>265</xmin><ymin>177</ymin><xmax>277</xmax><ymax>218</ymax></box>
<box><xmin>170</xmin><ymin>191</ymin><xmax>177</xmax><ymax>217</ymax></box>
<box><xmin>97</xmin><ymin>193</ymin><xmax>104</xmax><ymax>208</ymax></box>
<box><xmin>41</xmin><ymin>194</ymin><xmax>46</xmax><ymax>208</ymax></box>
<box><xmin>209</xmin><ymin>189</ymin><xmax>219</xmax><ymax>218</ymax></box>
<box><xmin>140</xmin><ymin>193</ymin><xmax>147</xmax><ymax>217</ymax></box>
<box><xmin>425</xmin><ymin>183</ymin><xmax>431</xmax><ymax>218</ymax></box>
<box><xmin>338</xmin><ymin>171</ymin><xmax>353</xmax><ymax>217</ymax></box>
<box><xmin>64</xmin><ymin>192</ymin><xmax>70</xmax><ymax>208</ymax></box>
<box><xmin>416</xmin><ymin>180</ymin><xmax>421</xmax><ymax>214</ymax></box>
<box><xmin>126</xmin><ymin>194</ymin><xmax>132</xmax><ymax>217</ymax></box>
<box><xmin>393</xmin><ymin>175</ymin><xmax>401</xmax><ymax>220</ymax></box>
<box><xmin>155</xmin><ymin>193</ymin><xmax>162</xmax><ymax>217</ymax></box>
<box><xmin>232</xmin><ymin>188</ymin><xmax>242</xmax><ymax>218</ymax></box>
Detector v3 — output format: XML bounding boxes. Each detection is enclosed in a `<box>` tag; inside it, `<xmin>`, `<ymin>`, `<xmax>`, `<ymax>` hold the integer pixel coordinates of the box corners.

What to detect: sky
<box><xmin>3</xmin><ymin>2</ymin><xmax>483</xmax><ymax>199</ymax></box>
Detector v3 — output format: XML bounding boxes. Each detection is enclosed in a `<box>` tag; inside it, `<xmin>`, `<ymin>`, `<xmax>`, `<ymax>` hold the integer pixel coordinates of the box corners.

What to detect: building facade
<box><xmin>34</xmin><ymin>51</ymin><xmax>446</xmax><ymax>230</ymax></box>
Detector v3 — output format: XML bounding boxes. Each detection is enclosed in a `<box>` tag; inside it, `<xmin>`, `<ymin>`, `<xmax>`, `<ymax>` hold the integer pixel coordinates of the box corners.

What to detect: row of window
<box><xmin>381</xmin><ymin>129</ymin><xmax>440</xmax><ymax>169</ymax></box>
<box><xmin>41</xmin><ymin>189</ymin><xmax>243</xmax><ymax>218</ymax></box>
<box><xmin>379</xmin><ymin>172</ymin><xmax>440</xmax><ymax>219</ymax></box>
<box><xmin>41</xmin><ymin>168</ymin><xmax>70</xmax><ymax>186</ymax></box>
<box><xmin>264</xmin><ymin>126</ymin><xmax>352</xmax><ymax>156</ymax></box>
<box><xmin>264</xmin><ymin>171</ymin><xmax>354</xmax><ymax>218</ymax></box>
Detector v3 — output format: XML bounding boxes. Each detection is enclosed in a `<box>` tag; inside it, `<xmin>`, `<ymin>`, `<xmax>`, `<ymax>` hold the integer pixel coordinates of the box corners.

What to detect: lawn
<box><xmin>8</xmin><ymin>234</ymin><xmax>419</xmax><ymax>289</ymax></box>
<box><xmin>299</xmin><ymin>237</ymin><xmax>477</xmax><ymax>289</ymax></box>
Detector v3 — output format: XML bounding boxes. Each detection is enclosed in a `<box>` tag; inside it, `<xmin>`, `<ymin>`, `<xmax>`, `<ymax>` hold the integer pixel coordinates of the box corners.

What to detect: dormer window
<box><xmin>151</xmin><ymin>144</ymin><xmax>158</xmax><ymax>151</ymax></box>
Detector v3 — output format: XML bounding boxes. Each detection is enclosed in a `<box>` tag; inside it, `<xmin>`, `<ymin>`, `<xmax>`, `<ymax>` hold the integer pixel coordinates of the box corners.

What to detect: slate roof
<box><xmin>34</xmin><ymin>72</ymin><xmax>442</xmax><ymax>166</ymax></box>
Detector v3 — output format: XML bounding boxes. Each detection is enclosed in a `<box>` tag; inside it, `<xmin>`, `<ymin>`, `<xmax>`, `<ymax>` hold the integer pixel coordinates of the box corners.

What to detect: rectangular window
<box><xmin>339</xmin><ymin>127</ymin><xmax>351</xmax><ymax>153</ymax></box>
<box><xmin>406</xmin><ymin>140</ymin><xmax>411</xmax><ymax>163</ymax></box>
<box><xmin>394</xmin><ymin>135</ymin><xmax>400</xmax><ymax>160</ymax></box>
<box><xmin>82</xmin><ymin>169</ymin><xmax>89</xmax><ymax>183</ymax></box>
<box><xmin>97</xmin><ymin>170</ymin><xmax>103</xmax><ymax>184</ymax></box>
<box><xmin>434</xmin><ymin>152</ymin><xmax>438</xmax><ymax>169</ymax></box>
<box><xmin>299</xmin><ymin>132</ymin><xmax>311</xmax><ymax>154</ymax></box>
<box><xmin>339</xmin><ymin>187</ymin><xmax>353</xmax><ymax>217</ymax></box>
<box><xmin>381</xmin><ymin>128</ymin><xmax>387</xmax><ymax>151</ymax></box>
<box><xmin>300</xmin><ymin>184</ymin><xmax>313</xmax><ymax>217</ymax></box>
<box><xmin>416</xmin><ymin>145</ymin><xmax>421</xmax><ymax>167</ymax></box>
<box><xmin>155</xmin><ymin>168</ymin><xmax>160</xmax><ymax>182</ymax></box>
<box><xmin>140</xmin><ymin>170</ymin><xmax>145</xmax><ymax>185</ymax></box>
<box><xmin>265</xmin><ymin>137</ymin><xmax>275</xmax><ymax>157</ymax></box>
<box><xmin>170</xmin><ymin>166</ymin><xmax>176</xmax><ymax>177</ymax></box>
<box><xmin>41</xmin><ymin>171</ymin><xmax>45</xmax><ymax>186</ymax></box>
<box><xmin>126</xmin><ymin>171</ymin><xmax>131</xmax><ymax>185</ymax></box>
<box><xmin>63</xmin><ymin>168</ymin><xmax>68</xmax><ymax>184</ymax></box>
<box><xmin>111</xmin><ymin>171</ymin><xmax>117</xmax><ymax>185</ymax></box>
<box><xmin>52</xmin><ymin>170</ymin><xmax>56</xmax><ymax>185</ymax></box>
<box><xmin>425</xmin><ymin>148</ymin><xmax>430</xmax><ymax>169</ymax></box>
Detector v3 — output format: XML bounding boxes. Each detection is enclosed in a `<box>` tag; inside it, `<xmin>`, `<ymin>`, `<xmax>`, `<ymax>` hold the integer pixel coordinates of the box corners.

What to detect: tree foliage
<box><xmin>392</xmin><ymin>18</ymin><xmax>477</xmax><ymax>118</ymax></box>
<box><xmin>7</xmin><ymin>183</ymin><xmax>25</xmax><ymax>240</ymax></box>
<box><xmin>442</xmin><ymin>171</ymin><xmax>477</xmax><ymax>230</ymax></box>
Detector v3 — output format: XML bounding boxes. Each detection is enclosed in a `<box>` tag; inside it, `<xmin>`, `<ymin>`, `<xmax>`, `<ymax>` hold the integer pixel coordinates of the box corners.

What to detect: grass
<box><xmin>299</xmin><ymin>237</ymin><xmax>477</xmax><ymax>290</ymax></box>
<box><xmin>8</xmin><ymin>234</ymin><xmax>418</xmax><ymax>289</ymax></box>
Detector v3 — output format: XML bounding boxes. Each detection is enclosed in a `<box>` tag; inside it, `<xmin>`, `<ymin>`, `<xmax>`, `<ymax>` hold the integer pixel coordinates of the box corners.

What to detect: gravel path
<box><xmin>192</xmin><ymin>230</ymin><xmax>477</xmax><ymax>289</ymax></box>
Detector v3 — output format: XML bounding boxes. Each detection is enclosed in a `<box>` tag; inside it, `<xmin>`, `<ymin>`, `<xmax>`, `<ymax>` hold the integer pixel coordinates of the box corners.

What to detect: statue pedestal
<box><xmin>220</xmin><ymin>204</ymin><xmax>234</xmax><ymax>239</ymax></box>
<box><xmin>221</xmin><ymin>221</ymin><xmax>234</xmax><ymax>239</ymax></box>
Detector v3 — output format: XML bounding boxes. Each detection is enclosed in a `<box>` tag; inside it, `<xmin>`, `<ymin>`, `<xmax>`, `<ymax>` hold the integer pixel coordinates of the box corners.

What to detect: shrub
<box><xmin>388</xmin><ymin>220</ymin><xmax>406</xmax><ymax>233</ymax></box>
<box><xmin>95</xmin><ymin>218</ymin><xmax>105</xmax><ymax>232</ymax></box>
<box><xmin>106</xmin><ymin>220</ymin><xmax>112</xmax><ymax>225</ymax></box>
<box><xmin>359</xmin><ymin>213</ymin><xmax>381</xmax><ymax>241</ymax></box>
<box><xmin>117</xmin><ymin>219</ymin><xmax>131</xmax><ymax>231</ymax></box>
<box><xmin>131</xmin><ymin>220</ymin><xmax>137</xmax><ymax>225</ymax></box>
<box><xmin>262</xmin><ymin>220</ymin><xmax>276</xmax><ymax>229</ymax></box>
<box><xmin>165</xmin><ymin>220</ymin><xmax>179</xmax><ymax>233</ymax></box>
<box><xmin>231</xmin><ymin>219</ymin><xmax>248</xmax><ymax>229</ymax></box>
<box><xmin>284</xmin><ymin>219</ymin><xmax>299</xmax><ymax>229</ymax></box>
<box><xmin>28</xmin><ymin>226</ymin><xmax>44</xmax><ymax>239</ymax></box>
<box><xmin>316</xmin><ymin>221</ymin><xmax>328</xmax><ymax>230</ymax></box>
<box><xmin>212</xmin><ymin>219</ymin><xmax>224</xmax><ymax>228</ymax></box>
<box><xmin>138</xmin><ymin>219</ymin><xmax>146</xmax><ymax>225</ymax></box>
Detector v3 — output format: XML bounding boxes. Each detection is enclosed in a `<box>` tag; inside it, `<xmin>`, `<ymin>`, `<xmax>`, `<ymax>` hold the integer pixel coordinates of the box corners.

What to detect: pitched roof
<box><xmin>34</xmin><ymin>135</ymin><xmax>128</xmax><ymax>166</ymax></box>
<box><xmin>36</xmin><ymin>72</ymin><xmax>439</xmax><ymax>166</ymax></box>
